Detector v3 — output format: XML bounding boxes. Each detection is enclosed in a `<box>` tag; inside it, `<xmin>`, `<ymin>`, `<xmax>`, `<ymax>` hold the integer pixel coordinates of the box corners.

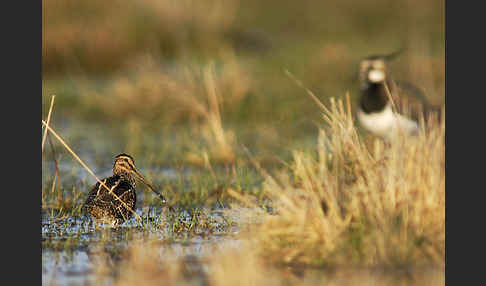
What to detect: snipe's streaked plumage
<box><xmin>357</xmin><ymin>52</ymin><xmax>442</xmax><ymax>140</ymax></box>
<box><xmin>83</xmin><ymin>153</ymin><xmax>166</xmax><ymax>226</ymax></box>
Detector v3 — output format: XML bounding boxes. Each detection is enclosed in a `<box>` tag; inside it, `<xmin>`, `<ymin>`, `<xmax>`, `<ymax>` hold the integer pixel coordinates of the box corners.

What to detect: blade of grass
<box><xmin>284</xmin><ymin>69</ymin><xmax>335</xmax><ymax>124</ymax></box>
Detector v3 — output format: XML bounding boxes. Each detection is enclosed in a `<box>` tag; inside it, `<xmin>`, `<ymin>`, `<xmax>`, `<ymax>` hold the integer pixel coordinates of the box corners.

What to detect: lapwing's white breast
<box><xmin>357</xmin><ymin>104</ymin><xmax>419</xmax><ymax>140</ymax></box>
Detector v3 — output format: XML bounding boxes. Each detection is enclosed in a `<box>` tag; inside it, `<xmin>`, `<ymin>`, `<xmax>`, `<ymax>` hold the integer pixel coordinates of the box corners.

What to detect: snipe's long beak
<box><xmin>132</xmin><ymin>169</ymin><xmax>167</xmax><ymax>204</ymax></box>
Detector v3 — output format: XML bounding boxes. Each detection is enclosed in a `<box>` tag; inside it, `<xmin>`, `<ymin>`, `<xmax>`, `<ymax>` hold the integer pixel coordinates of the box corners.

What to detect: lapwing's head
<box><xmin>359</xmin><ymin>50</ymin><xmax>402</xmax><ymax>86</ymax></box>
<box><xmin>360</xmin><ymin>58</ymin><xmax>386</xmax><ymax>84</ymax></box>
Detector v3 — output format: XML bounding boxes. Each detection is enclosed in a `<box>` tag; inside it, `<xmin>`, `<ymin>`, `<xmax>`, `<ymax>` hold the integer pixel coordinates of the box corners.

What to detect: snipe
<box><xmin>83</xmin><ymin>153</ymin><xmax>166</xmax><ymax>226</ymax></box>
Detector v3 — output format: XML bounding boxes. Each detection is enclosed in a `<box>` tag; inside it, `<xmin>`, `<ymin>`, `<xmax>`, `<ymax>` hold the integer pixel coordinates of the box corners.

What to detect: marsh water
<box><xmin>42</xmin><ymin>207</ymin><xmax>246</xmax><ymax>285</ymax></box>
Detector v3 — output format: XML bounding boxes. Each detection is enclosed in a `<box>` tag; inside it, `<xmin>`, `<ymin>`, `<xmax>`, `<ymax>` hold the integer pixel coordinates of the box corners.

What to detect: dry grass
<box><xmin>252</xmin><ymin>94</ymin><xmax>445</xmax><ymax>267</ymax></box>
<box><xmin>80</xmin><ymin>55</ymin><xmax>250</xmax><ymax>164</ymax></box>
<box><xmin>183</xmin><ymin>61</ymin><xmax>239</xmax><ymax>164</ymax></box>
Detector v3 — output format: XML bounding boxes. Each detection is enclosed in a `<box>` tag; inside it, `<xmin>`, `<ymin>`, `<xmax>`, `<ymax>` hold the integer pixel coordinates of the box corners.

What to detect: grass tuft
<box><xmin>252</xmin><ymin>94</ymin><xmax>444</xmax><ymax>267</ymax></box>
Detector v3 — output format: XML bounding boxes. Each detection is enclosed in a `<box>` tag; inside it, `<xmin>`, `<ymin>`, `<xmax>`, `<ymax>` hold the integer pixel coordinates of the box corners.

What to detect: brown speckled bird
<box><xmin>83</xmin><ymin>153</ymin><xmax>166</xmax><ymax>226</ymax></box>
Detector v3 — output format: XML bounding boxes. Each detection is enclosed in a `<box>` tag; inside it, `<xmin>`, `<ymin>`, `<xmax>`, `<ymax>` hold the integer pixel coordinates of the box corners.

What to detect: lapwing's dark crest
<box><xmin>83</xmin><ymin>153</ymin><xmax>166</xmax><ymax>226</ymax></box>
<box><xmin>357</xmin><ymin>52</ymin><xmax>442</xmax><ymax>140</ymax></box>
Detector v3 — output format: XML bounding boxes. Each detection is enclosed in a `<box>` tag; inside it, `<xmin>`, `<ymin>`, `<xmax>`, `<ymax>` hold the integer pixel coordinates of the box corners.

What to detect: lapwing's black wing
<box><xmin>394</xmin><ymin>80</ymin><xmax>442</xmax><ymax>121</ymax></box>
<box><xmin>395</xmin><ymin>81</ymin><xmax>428</xmax><ymax>102</ymax></box>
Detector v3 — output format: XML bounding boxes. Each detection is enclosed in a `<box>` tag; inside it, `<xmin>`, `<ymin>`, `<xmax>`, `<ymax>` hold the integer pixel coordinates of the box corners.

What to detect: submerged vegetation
<box><xmin>42</xmin><ymin>0</ymin><xmax>444</xmax><ymax>285</ymax></box>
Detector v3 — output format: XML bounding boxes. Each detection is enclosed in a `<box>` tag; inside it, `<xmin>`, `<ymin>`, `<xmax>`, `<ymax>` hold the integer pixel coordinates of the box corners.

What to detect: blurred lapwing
<box><xmin>357</xmin><ymin>52</ymin><xmax>442</xmax><ymax>140</ymax></box>
<box><xmin>83</xmin><ymin>153</ymin><xmax>166</xmax><ymax>226</ymax></box>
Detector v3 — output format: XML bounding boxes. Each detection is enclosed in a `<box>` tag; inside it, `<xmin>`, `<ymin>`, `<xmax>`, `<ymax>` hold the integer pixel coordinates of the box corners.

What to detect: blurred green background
<box><xmin>42</xmin><ymin>0</ymin><xmax>444</xmax><ymax>166</ymax></box>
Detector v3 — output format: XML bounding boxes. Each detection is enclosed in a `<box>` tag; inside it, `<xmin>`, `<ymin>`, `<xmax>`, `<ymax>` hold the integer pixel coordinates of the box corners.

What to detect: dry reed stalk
<box><xmin>42</xmin><ymin>95</ymin><xmax>55</xmax><ymax>153</ymax></box>
<box><xmin>47</xmin><ymin>135</ymin><xmax>63</xmax><ymax>205</ymax></box>
<box><xmin>41</xmin><ymin>94</ymin><xmax>63</xmax><ymax>207</ymax></box>
<box><xmin>284</xmin><ymin>69</ymin><xmax>335</xmax><ymax>124</ymax></box>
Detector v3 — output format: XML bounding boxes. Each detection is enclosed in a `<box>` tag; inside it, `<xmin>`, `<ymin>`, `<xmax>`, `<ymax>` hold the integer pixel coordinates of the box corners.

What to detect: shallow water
<box><xmin>42</xmin><ymin>236</ymin><xmax>243</xmax><ymax>286</ymax></box>
<box><xmin>41</xmin><ymin>205</ymin><xmax>254</xmax><ymax>286</ymax></box>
